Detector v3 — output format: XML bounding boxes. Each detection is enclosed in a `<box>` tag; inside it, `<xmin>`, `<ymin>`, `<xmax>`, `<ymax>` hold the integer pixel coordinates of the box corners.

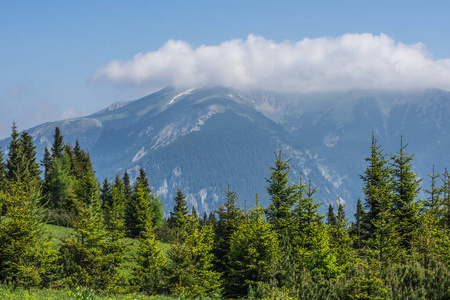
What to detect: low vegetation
<box><xmin>1</xmin><ymin>124</ymin><xmax>450</xmax><ymax>299</ymax></box>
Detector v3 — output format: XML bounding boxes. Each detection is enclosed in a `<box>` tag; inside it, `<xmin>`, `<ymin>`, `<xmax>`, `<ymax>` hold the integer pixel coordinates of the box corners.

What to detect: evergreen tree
<box><xmin>149</xmin><ymin>193</ymin><xmax>164</xmax><ymax>229</ymax></box>
<box><xmin>441</xmin><ymin>168</ymin><xmax>450</xmax><ymax>229</ymax></box>
<box><xmin>424</xmin><ymin>165</ymin><xmax>442</xmax><ymax>217</ymax></box>
<box><xmin>292</xmin><ymin>180</ymin><xmax>339</xmax><ymax>278</ymax></box>
<box><xmin>228</xmin><ymin>195</ymin><xmax>280</xmax><ymax>297</ymax></box>
<box><xmin>326</xmin><ymin>203</ymin><xmax>337</xmax><ymax>225</ymax></box>
<box><xmin>169</xmin><ymin>189</ymin><xmax>189</xmax><ymax>230</ymax></box>
<box><xmin>126</xmin><ymin>171</ymin><xmax>152</xmax><ymax>238</ymax></box>
<box><xmin>0</xmin><ymin>185</ymin><xmax>57</xmax><ymax>287</ymax></box>
<box><xmin>360</xmin><ymin>133</ymin><xmax>392</xmax><ymax>239</ymax></box>
<box><xmin>0</xmin><ymin>146</ymin><xmax>5</xmax><ymax>192</ymax></box>
<box><xmin>367</xmin><ymin>182</ymin><xmax>401</xmax><ymax>266</ymax></box>
<box><xmin>165</xmin><ymin>213</ymin><xmax>221</xmax><ymax>297</ymax></box>
<box><xmin>265</xmin><ymin>150</ymin><xmax>296</xmax><ymax>234</ymax></box>
<box><xmin>47</xmin><ymin>151</ymin><xmax>73</xmax><ymax>210</ymax></box>
<box><xmin>132</xmin><ymin>221</ymin><xmax>166</xmax><ymax>295</ymax></box>
<box><xmin>19</xmin><ymin>131</ymin><xmax>41</xmax><ymax>191</ymax></box>
<box><xmin>100</xmin><ymin>178</ymin><xmax>112</xmax><ymax>212</ymax></box>
<box><xmin>105</xmin><ymin>175</ymin><xmax>126</xmax><ymax>239</ymax></box>
<box><xmin>390</xmin><ymin>136</ymin><xmax>421</xmax><ymax>249</ymax></box>
<box><xmin>6</xmin><ymin>122</ymin><xmax>23</xmax><ymax>183</ymax></box>
<box><xmin>351</xmin><ymin>198</ymin><xmax>366</xmax><ymax>251</ymax></box>
<box><xmin>41</xmin><ymin>147</ymin><xmax>52</xmax><ymax>200</ymax></box>
<box><xmin>58</xmin><ymin>199</ymin><xmax>127</xmax><ymax>293</ymax></box>
<box><xmin>212</xmin><ymin>186</ymin><xmax>244</xmax><ymax>293</ymax></box>
<box><xmin>123</xmin><ymin>171</ymin><xmax>132</xmax><ymax>202</ymax></box>
<box><xmin>51</xmin><ymin>127</ymin><xmax>64</xmax><ymax>159</ymax></box>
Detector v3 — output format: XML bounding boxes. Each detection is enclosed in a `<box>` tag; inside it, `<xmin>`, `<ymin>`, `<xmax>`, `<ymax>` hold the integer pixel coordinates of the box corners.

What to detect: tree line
<box><xmin>0</xmin><ymin>125</ymin><xmax>449</xmax><ymax>299</ymax></box>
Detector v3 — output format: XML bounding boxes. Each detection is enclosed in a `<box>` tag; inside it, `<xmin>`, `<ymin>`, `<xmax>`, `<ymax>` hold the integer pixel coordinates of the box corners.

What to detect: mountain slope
<box><xmin>2</xmin><ymin>87</ymin><xmax>450</xmax><ymax>217</ymax></box>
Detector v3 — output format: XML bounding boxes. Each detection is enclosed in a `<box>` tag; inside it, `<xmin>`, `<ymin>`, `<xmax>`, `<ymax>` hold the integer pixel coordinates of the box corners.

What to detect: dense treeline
<box><xmin>0</xmin><ymin>124</ymin><xmax>449</xmax><ymax>299</ymax></box>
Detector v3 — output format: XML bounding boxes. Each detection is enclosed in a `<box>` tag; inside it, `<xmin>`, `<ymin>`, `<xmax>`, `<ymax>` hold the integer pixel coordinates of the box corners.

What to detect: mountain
<box><xmin>2</xmin><ymin>87</ymin><xmax>450</xmax><ymax>217</ymax></box>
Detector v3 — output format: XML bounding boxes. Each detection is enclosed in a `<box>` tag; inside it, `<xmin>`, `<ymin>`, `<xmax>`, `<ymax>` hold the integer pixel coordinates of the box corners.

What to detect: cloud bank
<box><xmin>92</xmin><ymin>34</ymin><xmax>450</xmax><ymax>92</ymax></box>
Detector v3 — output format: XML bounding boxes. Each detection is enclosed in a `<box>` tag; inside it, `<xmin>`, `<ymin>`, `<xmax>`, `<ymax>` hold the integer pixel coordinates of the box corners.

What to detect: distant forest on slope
<box><xmin>0</xmin><ymin>123</ymin><xmax>449</xmax><ymax>299</ymax></box>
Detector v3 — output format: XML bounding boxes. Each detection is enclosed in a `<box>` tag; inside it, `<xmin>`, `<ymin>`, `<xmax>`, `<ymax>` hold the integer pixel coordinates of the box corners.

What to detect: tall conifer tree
<box><xmin>390</xmin><ymin>136</ymin><xmax>421</xmax><ymax>249</ymax></box>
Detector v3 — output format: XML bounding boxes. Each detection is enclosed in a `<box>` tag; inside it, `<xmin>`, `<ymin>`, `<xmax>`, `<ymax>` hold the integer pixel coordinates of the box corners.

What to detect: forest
<box><xmin>0</xmin><ymin>123</ymin><xmax>450</xmax><ymax>299</ymax></box>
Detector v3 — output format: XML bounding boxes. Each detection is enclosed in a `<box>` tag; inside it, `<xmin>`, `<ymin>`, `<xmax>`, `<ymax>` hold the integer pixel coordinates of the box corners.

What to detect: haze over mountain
<box><xmin>2</xmin><ymin>87</ymin><xmax>450</xmax><ymax>217</ymax></box>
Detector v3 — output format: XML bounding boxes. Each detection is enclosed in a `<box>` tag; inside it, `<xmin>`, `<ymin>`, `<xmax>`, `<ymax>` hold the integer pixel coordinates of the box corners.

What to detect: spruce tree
<box><xmin>212</xmin><ymin>186</ymin><xmax>244</xmax><ymax>292</ymax></box>
<box><xmin>100</xmin><ymin>178</ymin><xmax>112</xmax><ymax>212</ymax></box>
<box><xmin>58</xmin><ymin>196</ymin><xmax>127</xmax><ymax>293</ymax></box>
<box><xmin>327</xmin><ymin>203</ymin><xmax>337</xmax><ymax>225</ymax></box>
<box><xmin>351</xmin><ymin>198</ymin><xmax>366</xmax><ymax>251</ymax></box>
<box><xmin>424</xmin><ymin>165</ymin><xmax>442</xmax><ymax>217</ymax></box>
<box><xmin>126</xmin><ymin>171</ymin><xmax>152</xmax><ymax>238</ymax></box>
<box><xmin>390</xmin><ymin>136</ymin><xmax>421</xmax><ymax>249</ymax></box>
<box><xmin>51</xmin><ymin>127</ymin><xmax>64</xmax><ymax>159</ymax></box>
<box><xmin>41</xmin><ymin>147</ymin><xmax>52</xmax><ymax>200</ymax></box>
<box><xmin>360</xmin><ymin>133</ymin><xmax>392</xmax><ymax>239</ymax></box>
<box><xmin>0</xmin><ymin>185</ymin><xmax>57</xmax><ymax>287</ymax></box>
<box><xmin>19</xmin><ymin>131</ymin><xmax>41</xmax><ymax>192</ymax></box>
<box><xmin>0</xmin><ymin>146</ymin><xmax>5</xmax><ymax>192</ymax></box>
<box><xmin>165</xmin><ymin>213</ymin><xmax>221</xmax><ymax>297</ymax></box>
<box><xmin>441</xmin><ymin>168</ymin><xmax>450</xmax><ymax>229</ymax></box>
<box><xmin>228</xmin><ymin>195</ymin><xmax>280</xmax><ymax>297</ymax></box>
<box><xmin>169</xmin><ymin>188</ymin><xmax>189</xmax><ymax>230</ymax></box>
<box><xmin>266</xmin><ymin>150</ymin><xmax>296</xmax><ymax>234</ymax></box>
<box><xmin>132</xmin><ymin>221</ymin><xmax>166</xmax><ymax>295</ymax></box>
<box><xmin>6</xmin><ymin>122</ymin><xmax>23</xmax><ymax>183</ymax></box>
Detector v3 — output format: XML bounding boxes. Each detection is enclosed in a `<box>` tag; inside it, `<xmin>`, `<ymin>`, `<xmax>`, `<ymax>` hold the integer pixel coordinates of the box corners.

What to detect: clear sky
<box><xmin>1</xmin><ymin>0</ymin><xmax>450</xmax><ymax>139</ymax></box>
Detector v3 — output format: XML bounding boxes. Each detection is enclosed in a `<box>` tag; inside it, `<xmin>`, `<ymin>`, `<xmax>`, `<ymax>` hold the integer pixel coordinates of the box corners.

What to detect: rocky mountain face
<box><xmin>2</xmin><ymin>87</ymin><xmax>450</xmax><ymax>217</ymax></box>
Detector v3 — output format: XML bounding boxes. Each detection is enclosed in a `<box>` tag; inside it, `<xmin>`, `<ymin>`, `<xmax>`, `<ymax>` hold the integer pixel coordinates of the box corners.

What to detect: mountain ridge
<box><xmin>2</xmin><ymin>87</ymin><xmax>450</xmax><ymax>218</ymax></box>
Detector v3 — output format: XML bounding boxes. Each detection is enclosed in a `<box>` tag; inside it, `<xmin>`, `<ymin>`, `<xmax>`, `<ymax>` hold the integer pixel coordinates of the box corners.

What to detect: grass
<box><xmin>0</xmin><ymin>285</ymin><xmax>177</xmax><ymax>300</ymax></box>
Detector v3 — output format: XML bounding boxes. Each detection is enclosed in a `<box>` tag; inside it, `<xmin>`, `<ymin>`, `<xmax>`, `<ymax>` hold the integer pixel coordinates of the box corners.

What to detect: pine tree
<box><xmin>360</xmin><ymin>133</ymin><xmax>392</xmax><ymax>239</ymax></box>
<box><xmin>132</xmin><ymin>221</ymin><xmax>166</xmax><ymax>295</ymax></box>
<box><xmin>51</xmin><ymin>127</ymin><xmax>64</xmax><ymax>160</ymax></box>
<box><xmin>424</xmin><ymin>165</ymin><xmax>442</xmax><ymax>217</ymax></box>
<box><xmin>6</xmin><ymin>122</ymin><xmax>23</xmax><ymax>183</ymax></box>
<box><xmin>126</xmin><ymin>171</ymin><xmax>152</xmax><ymax>238</ymax></box>
<box><xmin>47</xmin><ymin>151</ymin><xmax>74</xmax><ymax>210</ymax></box>
<box><xmin>100</xmin><ymin>178</ymin><xmax>112</xmax><ymax>212</ymax></box>
<box><xmin>105</xmin><ymin>175</ymin><xmax>126</xmax><ymax>239</ymax></box>
<box><xmin>19</xmin><ymin>131</ymin><xmax>42</xmax><ymax>192</ymax></box>
<box><xmin>165</xmin><ymin>213</ymin><xmax>221</xmax><ymax>297</ymax></box>
<box><xmin>367</xmin><ymin>182</ymin><xmax>401</xmax><ymax>266</ymax></box>
<box><xmin>58</xmin><ymin>199</ymin><xmax>127</xmax><ymax>293</ymax></box>
<box><xmin>169</xmin><ymin>189</ymin><xmax>189</xmax><ymax>230</ymax></box>
<box><xmin>390</xmin><ymin>136</ymin><xmax>421</xmax><ymax>249</ymax></box>
<box><xmin>228</xmin><ymin>195</ymin><xmax>280</xmax><ymax>297</ymax></box>
<box><xmin>41</xmin><ymin>147</ymin><xmax>52</xmax><ymax>200</ymax></box>
<box><xmin>0</xmin><ymin>185</ymin><xmax>57</xmax><ymax>287</ymax></box>
<box><xmin>212</xmin><ymin>186</ymin><xmax>244</xmax><ymax>293</ymax></box>
<box><xmin>327</xmin><ymin>203</ymin><xmax>337</xmax><ymax>225</ymax></box>
<box><xmin>440</xmin><ymin>168</ymin><xmax>450</xmax><ymax>229</ymax></box>
<box><xmin>266</xmin><ymin>150</ymin><xmax>296</xmax><ymax>234</ymax></box>
<box><xmin>351</xmin><ymin>198</ymin><xmax>366</xmax><ymax>251</ymax></box>
<box><xmin>0</xmin><ymin>146</ymin><xmax>5</xmax><ymax>192</ymax></box>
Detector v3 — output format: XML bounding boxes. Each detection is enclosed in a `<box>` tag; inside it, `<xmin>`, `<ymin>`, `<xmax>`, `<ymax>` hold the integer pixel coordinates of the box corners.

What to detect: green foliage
<box><xmin>360</xmin><ymin>133</ymin><xmax>392</xmax><ymax>240</ymax></box>
<box><xmin>0</xmin><ymin>185</ymin><xmax>57</xmax><ymax>288</ymax></box>
<box><xmin>132</xmin><ymin>222</ymin><xmax>166</xmax><ymax>295</ymax></box>
<box><xmin>165</xmin><ymin>215</ymin><xmax>221</xmax><ymax>298</ymax></box>
<box><xmin>265</xmin><ymin>150</ymin><xmax>296</xmax><ymax>234</ymax></box>
<box><xmin>58</xmin><ymin>202</ymin><xmax>128</xmax><ymax>293</ymax></box>
<box><xmin>168</xmin><ymin>189</ymin><xmax>189</xmax><ymax>231</ymax></box>
<box><xmin>212</xmin><ymin>186</ymin><xmax>244</xmax><ymax>294</ymax></box>
<box><xmin>51</xmin><ymin>127</ymin><xmax>64</xmax><ymax>160</ymax></box>
<box><xmin>228</xmin><ymin>195</ymin><xmax>280</xmax><ymax>297</ymax></box>
<box><xmin>390</xmin><ymin>136</ymin><xmax>421</xmax><ymax>249</ymax></box>
<box><xmin>126</xmin><ymin>170</ymin><xmax>153</xmax><ymax>238</ymax></box>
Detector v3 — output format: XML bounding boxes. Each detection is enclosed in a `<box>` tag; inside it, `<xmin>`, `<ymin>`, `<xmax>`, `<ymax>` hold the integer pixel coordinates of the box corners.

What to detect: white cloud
<box><xmin>92</xmin><ymin>33</ymin><xmax>450</xmax><ymax>92</ymax></box>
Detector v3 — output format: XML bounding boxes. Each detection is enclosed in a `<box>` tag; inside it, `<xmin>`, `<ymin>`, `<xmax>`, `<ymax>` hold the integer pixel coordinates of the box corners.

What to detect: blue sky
<box><xmin>1</xmin><ymin>0</ymin><xmax>450</xmax><ymax>139</ymax></box>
